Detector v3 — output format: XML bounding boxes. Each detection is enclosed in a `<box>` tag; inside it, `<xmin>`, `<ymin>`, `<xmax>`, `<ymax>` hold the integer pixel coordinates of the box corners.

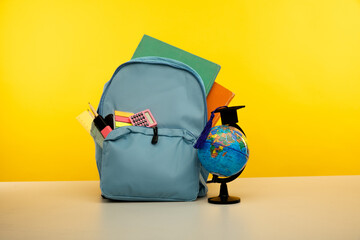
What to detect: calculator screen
<box><xmin>144</xmin><ymin>112</ymin><xmax>154</xmax><ymax>124</ymax></box>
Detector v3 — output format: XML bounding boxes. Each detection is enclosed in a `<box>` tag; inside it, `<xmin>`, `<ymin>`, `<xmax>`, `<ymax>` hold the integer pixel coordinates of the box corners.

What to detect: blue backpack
<box><xmin>94</xmin><ymin>57</ymin><xmax>209</xmax><ymax>201</ymax></box>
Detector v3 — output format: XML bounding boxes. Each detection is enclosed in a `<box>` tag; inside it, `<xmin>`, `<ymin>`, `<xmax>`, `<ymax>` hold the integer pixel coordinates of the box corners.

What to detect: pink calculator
<box><xmin>129</xmin><ymin>109</ymin><xmax>157</xmax><ymax>128</ymax></box>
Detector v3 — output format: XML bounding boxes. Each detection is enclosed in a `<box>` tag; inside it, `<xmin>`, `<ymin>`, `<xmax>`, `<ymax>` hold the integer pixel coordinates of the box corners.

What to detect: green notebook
<box><xmin>132</xmin><ymin>35</ymin><xmax>221</xmax><ymax>95</ymax></box>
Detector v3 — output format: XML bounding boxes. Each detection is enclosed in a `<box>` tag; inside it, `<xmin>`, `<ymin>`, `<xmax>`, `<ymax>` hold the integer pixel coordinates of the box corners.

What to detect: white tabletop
<box><xmin>1</xmin><ymin>176</ymin><xmax>359</xmax><ymax>240</ymax></box>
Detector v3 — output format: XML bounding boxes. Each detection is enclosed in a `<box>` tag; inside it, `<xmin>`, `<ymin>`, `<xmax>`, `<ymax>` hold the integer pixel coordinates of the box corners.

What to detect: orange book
<box><xmin>206</xmin><ymin>82</ymin><xmax>235</xmax><ymax>126</ymax></box>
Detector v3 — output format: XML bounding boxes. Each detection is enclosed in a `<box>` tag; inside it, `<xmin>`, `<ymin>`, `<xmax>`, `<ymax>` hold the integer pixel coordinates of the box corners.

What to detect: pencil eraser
<box><xmin>101</xmin><ymin>126</ymin><xmax>112</xmax><ymax>138</ymax></box>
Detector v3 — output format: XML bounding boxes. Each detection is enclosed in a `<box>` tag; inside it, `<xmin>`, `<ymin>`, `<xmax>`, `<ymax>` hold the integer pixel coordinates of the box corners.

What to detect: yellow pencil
<box><xmin>88</xmin><ymin>102</ymin><xmax>98</xmax><ymax>117</ymax></box>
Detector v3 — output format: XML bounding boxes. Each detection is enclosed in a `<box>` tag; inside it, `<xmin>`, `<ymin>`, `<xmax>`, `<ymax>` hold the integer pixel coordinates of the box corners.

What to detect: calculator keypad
<box><xmin>130</xmin><ymin>113</ymin><xmax>148</xmax><ymax>126</ymax></box>
<box><xmin>129</xmin><ymin>109</ymin><xmax>157</xmax><ymax>128</ymax></box>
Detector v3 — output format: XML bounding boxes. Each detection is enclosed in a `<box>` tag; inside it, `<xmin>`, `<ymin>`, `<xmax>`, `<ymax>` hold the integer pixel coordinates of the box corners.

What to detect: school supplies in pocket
<box><xmin>88</xmin><ymin>103</ymin><xmax>112</xmax><ymax>138</ymax></box>
<box><xmin>114</xmin><ymin>110</ymin><xmax>133</xmax><ymax>129</ymax></box>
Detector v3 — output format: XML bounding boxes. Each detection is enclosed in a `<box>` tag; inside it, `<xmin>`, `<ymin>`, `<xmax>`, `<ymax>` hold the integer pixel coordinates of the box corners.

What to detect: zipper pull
<box><xmin>151</xmin><ymin>127</ymin><xmax>158</xmax><ymax>144</ymax></box>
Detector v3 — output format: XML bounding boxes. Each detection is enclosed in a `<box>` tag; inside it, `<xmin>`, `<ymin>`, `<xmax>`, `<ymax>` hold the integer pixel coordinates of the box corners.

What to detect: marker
<box><xmin>114</xmin><ymin>110</ymin><xmax>133</xmax><ymax>117</ymax></box>
<box><xmin>88</xmin><ymin>102</ymin><xmax>112</xmax><ymax>138</ymax></box>
<box><xmin>115</xmin><ymin>115</ymin><xmax>131</xmax><ymax>123</ymax></box>
<box><xmin>104</xmin><ymin>114</ymin><xmax>114</xmax><ymax>130</ymax></box>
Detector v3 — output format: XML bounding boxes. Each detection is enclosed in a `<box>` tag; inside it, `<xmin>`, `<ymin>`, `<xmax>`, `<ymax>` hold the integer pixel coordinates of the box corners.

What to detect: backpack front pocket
<box><xmin>100</xmin><ymin>126</ymin><xmax>200</xmax><ymax>201</ymax></box>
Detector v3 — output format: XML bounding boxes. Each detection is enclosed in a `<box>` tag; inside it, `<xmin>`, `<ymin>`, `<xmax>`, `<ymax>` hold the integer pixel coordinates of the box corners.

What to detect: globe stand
<box><xmin>207</xmin><ymin>168</ymin><xmax>244</xmax><ymax>204</ymax></box>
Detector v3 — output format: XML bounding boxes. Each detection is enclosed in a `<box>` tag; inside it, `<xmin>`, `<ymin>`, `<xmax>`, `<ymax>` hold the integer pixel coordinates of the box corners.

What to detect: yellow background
<box><xmin>1</xmin><ymin>0</ymin><xmax>359</xmax><ymax>181</ymax></box>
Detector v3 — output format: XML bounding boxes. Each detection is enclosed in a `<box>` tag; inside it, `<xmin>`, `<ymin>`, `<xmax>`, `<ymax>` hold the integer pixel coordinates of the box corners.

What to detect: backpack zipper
<box><xmin>151</xmin><ymin>126</ymin><xmax>158</xmax><ymax>144</ymax></box>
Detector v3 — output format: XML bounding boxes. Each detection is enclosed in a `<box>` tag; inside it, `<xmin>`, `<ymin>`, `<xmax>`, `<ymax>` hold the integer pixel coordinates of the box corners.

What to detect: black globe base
<box><xmin>207</xmin><ymin>167</ymin><xmax>245</xmax><ymax>205</ymax></box>
<box><xmin>208</xmin><ymin>181</ymin><xmax>240</xmax><ymax>205</ymax></box>
<box><xmin>208</xmin><ymin>195</ymin><xmax>240</xmax><ymax>204</ymax></box>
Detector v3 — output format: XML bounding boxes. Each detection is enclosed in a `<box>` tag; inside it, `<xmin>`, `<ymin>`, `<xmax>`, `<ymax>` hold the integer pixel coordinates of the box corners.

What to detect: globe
<box><xmin>198</xmin><ymin>125</ymin><xmax>249</xmax><ymax>177</ymax></box>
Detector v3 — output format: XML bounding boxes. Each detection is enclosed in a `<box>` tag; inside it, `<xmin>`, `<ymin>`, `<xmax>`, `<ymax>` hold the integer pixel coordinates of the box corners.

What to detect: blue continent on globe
<box><xmin>198</xmin><ymin>125</ymin><xmax>249</xmax><ymax>177</ymax></box>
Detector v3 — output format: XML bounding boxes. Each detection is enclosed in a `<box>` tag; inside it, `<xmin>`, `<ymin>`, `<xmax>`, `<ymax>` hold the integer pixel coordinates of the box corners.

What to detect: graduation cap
<box><xmin>194</xmin><ymin>105</ymin><xmax>245</xmax><ymax>149</ymax></box>
<box><xmin>214</xmin><ymin>106</ymin><xmax>245</xmax><ymax>126</ymax></box>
